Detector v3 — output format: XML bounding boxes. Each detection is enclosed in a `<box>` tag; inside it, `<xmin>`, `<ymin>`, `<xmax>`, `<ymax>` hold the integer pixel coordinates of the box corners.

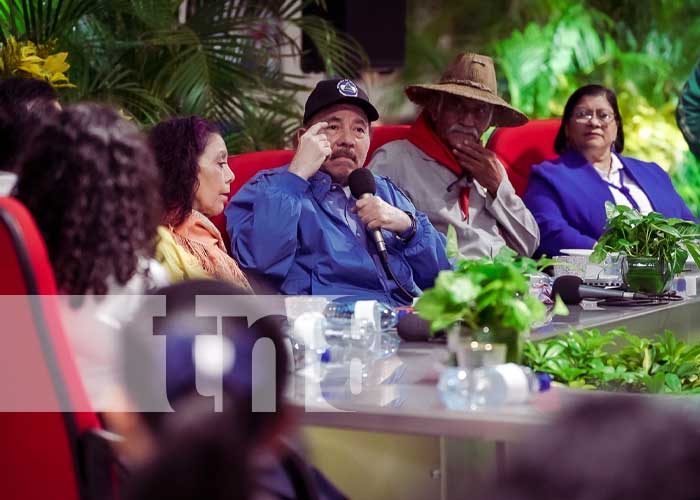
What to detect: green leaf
<box><xmin>445</xmin><ymin>224</ymin><xmax>461</xmax><ymax>260</ymax></box>
<box><xmin>552</xmin><ymin>294</ymin><xmax>569</xmax><ymax>317</ymax></box>
<box><xmin>664</xmin><ymin>373</ymin><xmax>683</xmax><ymax>393</ymax></box>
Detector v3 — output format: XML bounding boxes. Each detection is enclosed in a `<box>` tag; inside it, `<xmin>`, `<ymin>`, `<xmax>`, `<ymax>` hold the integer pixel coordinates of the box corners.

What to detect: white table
<box><xmin>290</xmin><ymin>294</ymin><xmax>700</xmax><ymax>499</ymax></box>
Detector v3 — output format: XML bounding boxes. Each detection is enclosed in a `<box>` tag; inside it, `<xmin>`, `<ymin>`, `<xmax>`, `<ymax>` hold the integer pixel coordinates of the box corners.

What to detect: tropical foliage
<box><xmin>0</xmin><ymin>0</ymin><xmax>366</xmax><ymax>151</ymax></box>
<box><xmin>523</xmin><ymin>327</ymin><xmax>700</xmax><ymax>393</ymax></box>
<box><xmin>381</xmin><ymin>0</ymin><xmax>700</xmax><ymax>215</ymax></box>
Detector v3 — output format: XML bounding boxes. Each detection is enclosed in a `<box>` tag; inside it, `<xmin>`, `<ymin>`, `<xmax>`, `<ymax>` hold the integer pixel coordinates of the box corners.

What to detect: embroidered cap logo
<box><xmin>337</xmin><ymin>79</ymin><xmax>359</xmax><ymax>97</ymax></box>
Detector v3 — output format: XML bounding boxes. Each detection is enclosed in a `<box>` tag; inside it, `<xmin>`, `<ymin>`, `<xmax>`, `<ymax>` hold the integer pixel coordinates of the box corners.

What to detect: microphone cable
<box><xmin>596</xmin><ymin>291</ymin><xmax>683</xmax><ymax>307</ymax></box>
<box><xmin>377</xmin><ymin>249</ymin><xmax>416</xmax><ymax>304</ymax></box>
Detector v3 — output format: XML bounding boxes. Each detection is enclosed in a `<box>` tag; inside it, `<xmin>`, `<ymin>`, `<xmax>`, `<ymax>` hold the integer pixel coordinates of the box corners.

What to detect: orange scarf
<box><xmin>172</xmin><ymin>211</ymin><xmax>252</xmax><ymax>292</ymax></box>
<box><xmin>408</xmin><ymin>112</ymin><xmax>470</xmax><ymax>220</ymax></box>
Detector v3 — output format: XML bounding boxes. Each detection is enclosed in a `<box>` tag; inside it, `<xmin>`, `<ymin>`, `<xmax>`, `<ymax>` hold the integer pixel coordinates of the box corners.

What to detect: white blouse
<box><xmin>593</xmin><ymin>154</ymin><xmax>654</xmax><ymax>215</ymax></box>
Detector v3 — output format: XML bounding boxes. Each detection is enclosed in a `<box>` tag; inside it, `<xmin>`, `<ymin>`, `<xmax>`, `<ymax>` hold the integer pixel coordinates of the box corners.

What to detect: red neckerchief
<box><xmin>407</xmin><ymin>112</ymin><xmax>469</xmax><ymax>220</ymax></box>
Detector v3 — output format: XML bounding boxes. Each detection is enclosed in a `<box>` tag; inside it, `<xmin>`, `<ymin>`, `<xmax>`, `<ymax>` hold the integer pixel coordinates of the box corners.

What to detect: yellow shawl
<box><xmin>156</xmin><ymin>211</ymin><xmax>252</xmax><ymax>292</ymax></box>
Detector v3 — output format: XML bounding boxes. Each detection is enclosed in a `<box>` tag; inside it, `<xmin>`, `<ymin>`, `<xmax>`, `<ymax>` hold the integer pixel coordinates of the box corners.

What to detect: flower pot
<box><xmin>447</xmin><ymin>324</ymin><xmax>522</xmax><ymax>366</ymax></box>
<box><xmin>621</xmin><ymin>256</ymin><xmax>673</xmax><ymax>294</ymax></box>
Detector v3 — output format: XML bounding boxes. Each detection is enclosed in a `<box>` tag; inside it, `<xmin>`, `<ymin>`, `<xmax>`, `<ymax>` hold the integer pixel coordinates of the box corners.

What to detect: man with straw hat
<box><xmin>369</xmin><ymin>52</ymin><xmax>540</xmax><ymax>258</ymax></box>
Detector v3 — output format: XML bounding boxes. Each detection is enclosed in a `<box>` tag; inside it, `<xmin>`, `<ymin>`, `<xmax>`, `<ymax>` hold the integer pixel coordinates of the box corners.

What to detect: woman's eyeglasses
<box><xmin>572</xmin><ymin>108</ymin><xmax>616</xmax><ymax>124</ymax></box>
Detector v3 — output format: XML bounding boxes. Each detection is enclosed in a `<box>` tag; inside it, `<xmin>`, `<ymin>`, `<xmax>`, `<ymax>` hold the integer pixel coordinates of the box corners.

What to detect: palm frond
<box><xmin>0</xmin><ymin>0</ymin><xmax>96</xmax><ymax>43</ymax></box>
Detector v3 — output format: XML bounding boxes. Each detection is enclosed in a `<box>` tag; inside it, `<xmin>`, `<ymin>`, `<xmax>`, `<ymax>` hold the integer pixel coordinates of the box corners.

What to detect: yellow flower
<box><xmin>0</xmin><ymin>36</ymin><xmax>75</xmax><ymax>88</ymax></box>
<box><xmin>44</xmin><ymin>52</ymin><xmax>70</xmax><ymax>75</ymax></box>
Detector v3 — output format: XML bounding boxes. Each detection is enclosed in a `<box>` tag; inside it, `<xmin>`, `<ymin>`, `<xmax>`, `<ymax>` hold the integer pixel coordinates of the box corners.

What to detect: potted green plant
<box><xmin>591</xmin><ymin>203</ymin><xmax>700</xmax><ymax>294</ymax></box>
<box><xmin>414</xmin><ymin>246</ymin><xmax>552</xmax><ymax>364</ymax></box>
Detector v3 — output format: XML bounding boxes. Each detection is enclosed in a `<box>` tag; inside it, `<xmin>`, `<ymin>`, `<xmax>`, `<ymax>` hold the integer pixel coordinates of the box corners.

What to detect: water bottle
<box><xmin>438</xmin><ymin>363</ymin><xmax>551</xmax><ymax>411</ymax></box>
<box><xmin>323</xmin><ymin>300</ymin><xmax>400</xmax><ymax>360</ymax></box>
<box><xmin>324</xmin><ymin>300</ymin><xmax>399</xmax><ymax>335</ymax></box>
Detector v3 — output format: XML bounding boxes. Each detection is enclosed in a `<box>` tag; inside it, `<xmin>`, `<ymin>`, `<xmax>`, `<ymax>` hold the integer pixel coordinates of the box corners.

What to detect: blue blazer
<box><xmin>523</xmin><ymin>150</ymin><xmax>697</xmax><ymax>257</ymax></box>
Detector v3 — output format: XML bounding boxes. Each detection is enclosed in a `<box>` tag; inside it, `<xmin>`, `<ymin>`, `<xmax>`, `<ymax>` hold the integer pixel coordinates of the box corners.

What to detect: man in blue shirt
<box><xmin>226</xmin><ymin>78</ymin><xmax>451</xmax><ymax>306</ymax></box>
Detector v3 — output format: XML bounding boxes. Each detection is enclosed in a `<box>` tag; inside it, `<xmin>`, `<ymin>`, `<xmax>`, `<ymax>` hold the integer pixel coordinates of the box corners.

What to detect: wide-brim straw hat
<box><xmin>405</xmin><ymin>52</ymin><xmax>528</xmax><ymax>128</ymax></box>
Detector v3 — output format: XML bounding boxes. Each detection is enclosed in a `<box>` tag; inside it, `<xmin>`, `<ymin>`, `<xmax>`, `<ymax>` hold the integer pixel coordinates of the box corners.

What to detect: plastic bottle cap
<box><xmin>354</xmin><ymin>300</ymin><xmax>378</xmax><ymax>329</ymax></box>
<box><xmin>320</xmin><ymin>347</ymin><xmax>331</xmax><ymax>363</ymax></box>
<box><xmin>293</xmin><ymin>312</ymin><xmax>327</xmax><ymax>350</ymax></box>
<box><xmin>396</xmin><ymin>308</ymin><xmax>412</xmax><ymax>322</ymax></box>
<box><xmin>536</xmin><ymin>372</ymin><xmax>552</xmax><ymax>392</ymax></box>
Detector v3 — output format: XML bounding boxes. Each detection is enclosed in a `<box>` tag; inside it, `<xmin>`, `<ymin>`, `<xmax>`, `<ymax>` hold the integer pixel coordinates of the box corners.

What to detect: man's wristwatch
<box><xmin>395</xmin><ymin>211</ymin><xmax>417</xmax><ymax>242</ymax></box>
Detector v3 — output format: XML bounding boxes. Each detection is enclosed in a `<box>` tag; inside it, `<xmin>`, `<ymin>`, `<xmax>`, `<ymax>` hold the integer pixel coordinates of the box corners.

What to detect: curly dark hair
<box><xmin>14</xmin><ymin>103</ymin><xmax>162</xmax><ymax>296</ymax></box>
<box><xmin>149</xmin><ymin>116</ymin><xmax>220</xmax><ymax>227</ymax></box>
<box><xmin>0</xmin><ymin>79</ymin><xmax>61</xmax><ymax>173</ymax></box>
<box><xmin>0</xmin><ymin>77</ymin><xmax>58</xmax><ymax>111</ymax></box>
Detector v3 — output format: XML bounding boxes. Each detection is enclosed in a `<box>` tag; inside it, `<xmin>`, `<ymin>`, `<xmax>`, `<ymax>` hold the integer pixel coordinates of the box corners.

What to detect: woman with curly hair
<box><xmin>0</xmin><ymin>77</ymin><xmax>60</xmax><ymax>194</ymax></box>
<box><xmin>149</xmin><ymin>116</ymin><xmax>251</xmax><ymax>291</ymax></box>
<box><xmin>14</xmin><ymin>103</ymin><xmax>168</xmax><ymax>408</ymax></box>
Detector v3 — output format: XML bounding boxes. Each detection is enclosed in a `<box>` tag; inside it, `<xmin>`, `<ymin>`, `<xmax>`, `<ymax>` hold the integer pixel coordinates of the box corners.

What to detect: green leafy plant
<box><xmin>523</xmin><ymin>327</ymin><xmax>700</xmax><ymax>393</ymax></box>
<box><xmin>591</xmin><ymin>201</ymin><xmax>700</xmax><ymax>274</ymax></box>
<box><xmin>415</xmin><ymin>246</ymin><xmax>551</xmax><ymax>334</ymax></box>
<box><xmin>672</xmin><ymin>152</ymin><xmax>700</xmax><ymax>219</ymax></box>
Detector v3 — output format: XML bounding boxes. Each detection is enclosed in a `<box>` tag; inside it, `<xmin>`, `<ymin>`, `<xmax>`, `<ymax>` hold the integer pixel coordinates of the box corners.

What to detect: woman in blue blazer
<box><xmin>524</xmin><ymin>84</ymin><xmax>697</xmax><ymax>257</ymax></box>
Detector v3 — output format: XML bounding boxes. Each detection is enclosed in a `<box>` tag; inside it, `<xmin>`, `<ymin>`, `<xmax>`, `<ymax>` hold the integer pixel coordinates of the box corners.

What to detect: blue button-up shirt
<box><xmin>226</xmin><ymin>166</ymin><xmax>451</xmax><ymax>306</ymax></box>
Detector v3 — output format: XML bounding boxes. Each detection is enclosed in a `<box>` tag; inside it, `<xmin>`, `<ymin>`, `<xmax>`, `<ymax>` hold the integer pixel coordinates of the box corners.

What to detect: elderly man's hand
<box><xmin>353</xmin><ymin>195</ymin><xmax>412</xmax><ymax>234</ymax></box>
<box><xmin>289</xmin><ymin>122</ymin><xmax>332</xmax><ymax>180</ymax></box>
<box><xmin>452</xmin><ymin>141</ymin><xmax>503</xmax><ymax>196</ymax></box>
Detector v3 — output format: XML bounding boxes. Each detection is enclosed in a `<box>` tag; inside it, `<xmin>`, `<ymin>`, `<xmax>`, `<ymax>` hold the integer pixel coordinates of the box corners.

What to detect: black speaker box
<box><xmin>301</xmin><ymin>0</ymin><xmax>407</xmax><ymax>74</ymax></box>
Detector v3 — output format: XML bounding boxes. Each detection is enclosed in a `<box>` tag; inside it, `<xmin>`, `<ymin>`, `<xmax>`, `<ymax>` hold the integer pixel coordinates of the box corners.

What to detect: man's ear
<box><xmin>293</xmin><ymin>127</ymin><xmax>305</xmax><ymax>149</ymax></box>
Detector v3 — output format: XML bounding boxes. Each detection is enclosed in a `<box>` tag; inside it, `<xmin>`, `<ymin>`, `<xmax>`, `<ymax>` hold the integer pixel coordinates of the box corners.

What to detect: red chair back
<box><xmin>486</xmin><ymin>118</ymin><xmax>561</xmax><ymax>196</ymax></box>
<box><xmin>366</xmin><ymin>124</ymin><xmax>411</xmax><ymax>162</ymax></box>
<box><xmin>211</xmin><ymin>150</ymin><xmax>295</xmax><ymax>250</ymax></box>
<box><xmin>0</xmin><ymin>197</ymin><xmax>102</xmax><ymax>500</ymax></box>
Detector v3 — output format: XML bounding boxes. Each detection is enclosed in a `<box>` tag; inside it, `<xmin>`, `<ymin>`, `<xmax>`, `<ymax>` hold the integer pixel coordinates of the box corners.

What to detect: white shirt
<box><xmin>368</xmin><ymin>140</ymin><xmax>540</xmax><ymax>258</ymax></box>
<box><xmin>594</xmin><ymin>154</ymin><xmax>654</xmax><ymax>214</ymax></box>
<box><xmin>0</xmin><ymin>171</ymin><xmax>17</xmax><ymax>196</ymax></box>
<box><xmin>60</xmin><ymin>258</ymin><xmax>169</xmax><ymax>410</ymax></box>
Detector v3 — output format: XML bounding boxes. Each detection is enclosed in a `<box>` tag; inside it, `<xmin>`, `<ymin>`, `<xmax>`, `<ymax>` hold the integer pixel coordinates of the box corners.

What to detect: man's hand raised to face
<box><xmin>289</xmin><ymin>121</ymin><xmax>332</xmax><ymax>180</ymax></box>
<box><xmin>452</xmin><ymin>140</ymin><xmax>503</xmax><ymax>197</ymax></box>
<box><xmin>352</xmin><ymin>195</ymin><xmax>412</xmax><ymax>234</ymax></box>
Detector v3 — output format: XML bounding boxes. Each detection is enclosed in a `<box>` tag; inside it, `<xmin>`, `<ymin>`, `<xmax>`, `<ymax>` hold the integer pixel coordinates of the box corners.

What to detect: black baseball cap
<box><xmin>303</xmin><ymin>78</ymin><xmax>380</xmax><ymax>124</ymax></box>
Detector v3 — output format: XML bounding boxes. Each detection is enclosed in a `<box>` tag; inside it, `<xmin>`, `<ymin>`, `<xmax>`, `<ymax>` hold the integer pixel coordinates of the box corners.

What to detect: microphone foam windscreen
<box><xmin>551</xmin><ymin>275</ymin><xmax>584</xmax><ymax>304</ymax></box>
<box><xmin>396</xmin><ymin>313</ymin><xmax>432</xmax><ymax>342</ymax></box>
<box><xmin>348</xmin><ymin>168</ymin><xmax>376</xmax><ymax>199</ymax></box>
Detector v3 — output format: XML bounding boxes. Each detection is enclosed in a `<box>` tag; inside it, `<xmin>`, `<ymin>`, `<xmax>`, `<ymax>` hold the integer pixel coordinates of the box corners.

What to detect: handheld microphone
<box><xmin>552</xmin><ymin>275</ymin><xmax>650</xmax><ymax>305</ymax></box>
<box><xmin>348</xmin><ymin>168</ymin><xmax>414</xmax><ymax>302</ymax></box>
<box><xmin>348</xmin><ymin>168</ymin><xmax>386</xmax><ymax>254</ymax></box>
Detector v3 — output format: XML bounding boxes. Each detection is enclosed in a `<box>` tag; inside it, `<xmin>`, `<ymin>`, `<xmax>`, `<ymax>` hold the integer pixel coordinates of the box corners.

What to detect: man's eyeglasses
<box><xmin>572</xmin><ymin>108</ymin><xmax>616</xmax><ymax>124</ymax></box>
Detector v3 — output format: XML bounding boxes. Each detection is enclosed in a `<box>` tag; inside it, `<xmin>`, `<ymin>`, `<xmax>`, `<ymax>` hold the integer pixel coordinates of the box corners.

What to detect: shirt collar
<box><xmin>309</xmin><ymin>169</ymin><xmax>356</xmax><ymax>201</ymax></box>
<box><xmin>609</xmin><ymin>153</ymin><xmax>624</xmax><ymax>175</ymax></box>
<box><xmin>309</xmin><ymin>169</ymin><xmax>334</xmax><ymax>199</ymax></box>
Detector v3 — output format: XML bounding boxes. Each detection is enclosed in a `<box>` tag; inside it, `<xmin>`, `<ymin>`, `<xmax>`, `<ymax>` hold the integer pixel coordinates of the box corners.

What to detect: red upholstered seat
<box><xmin>486</xmin><ymin>118</ymin><xmax>561</xmax><ymax>197</ymax></box>
<box><xmin>0</xmin><ymin>197</ymin><xmax>106</xmax><ymax>500</ymax></box>
<box><xmin>366</xmin><ymin>124</ymin><xmax>411</xmax><ymax>160</ymax></box>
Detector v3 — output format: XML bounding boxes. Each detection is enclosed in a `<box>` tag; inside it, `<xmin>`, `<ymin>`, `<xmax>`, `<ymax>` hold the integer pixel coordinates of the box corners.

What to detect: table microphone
<box><xmin>552</xmin><ymin>275</ymin><xmax>649</xmax><ymax>305</ymax></box>
<box><xmin>396</xmin><ymin>313</ymin><xmax>446</xmax><ymax>342</ymax></box>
